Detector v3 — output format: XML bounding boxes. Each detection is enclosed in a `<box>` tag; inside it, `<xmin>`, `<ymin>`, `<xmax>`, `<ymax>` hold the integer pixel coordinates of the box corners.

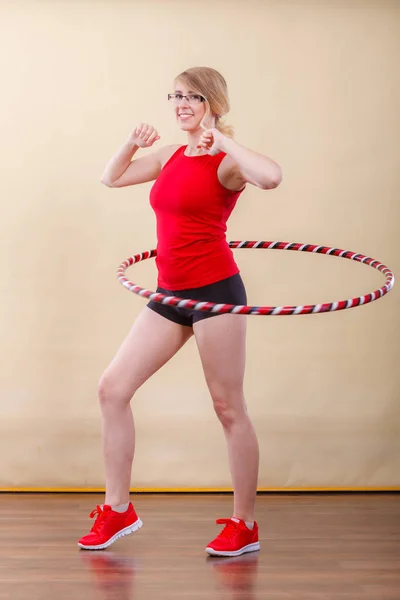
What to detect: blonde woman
<box><xmin>79</xmin><ymin>67</ymin><xmax>282</xmax><ymax>556</ymax></box>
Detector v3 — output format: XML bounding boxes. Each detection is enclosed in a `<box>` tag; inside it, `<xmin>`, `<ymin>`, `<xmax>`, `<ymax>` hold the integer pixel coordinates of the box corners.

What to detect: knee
<box><xmin>211</xmin><ymin>387</ymin><xmax>247</xmax><ymax>430</ymax></box>
<box><xmin>98</xmin><ymin>372</ymin><xmax>132</xmax><ymax>412</ymax></box>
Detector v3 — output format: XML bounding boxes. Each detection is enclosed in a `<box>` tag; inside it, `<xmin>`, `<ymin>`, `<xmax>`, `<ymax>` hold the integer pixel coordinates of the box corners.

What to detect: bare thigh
<box><xmin>193</xmin><ymin>314</ymin><xmax>246</xmax><ymax>401</ymax></box>
<box><xmin>100</xmin><ymin>306</ymin><xmax>193</xmax><ymax>400</ymax></box>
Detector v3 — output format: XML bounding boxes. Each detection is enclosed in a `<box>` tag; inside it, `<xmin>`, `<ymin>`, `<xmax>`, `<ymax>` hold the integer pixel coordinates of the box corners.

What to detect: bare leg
<box><xmin>98</xmin><ymin>307</ymin><xmax>193</xmax><ymax>506</ymax></box>
<box><xmin>194</xmin><ymin>314</ymin><xmax>259</xmax><ymax>522</ymax></box>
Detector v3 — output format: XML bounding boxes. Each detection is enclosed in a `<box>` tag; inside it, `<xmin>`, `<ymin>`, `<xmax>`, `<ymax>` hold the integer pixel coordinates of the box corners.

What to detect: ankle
<box><xmin>233</xmin><ymin>515</ymin><xmax>254</xmax><ymax>527</ymax></box>
<box><xmin>110</xmin><ymin>502</ymin><xmax>130</xmax><ymax>513</ymax></box>
<box><xmin>105</xmin><ymin>497</ymin><xmax>130</xmax><ymax>507</ymax></box>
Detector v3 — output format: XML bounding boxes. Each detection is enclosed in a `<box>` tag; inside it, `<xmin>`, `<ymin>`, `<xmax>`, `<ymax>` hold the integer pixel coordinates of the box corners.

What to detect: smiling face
<box><xmin>172</xmin><ymin>80</ymin><xmax>210</xmax><ymax>132</ymax></box>
<box><xmin>172</xmin><ymin>67</ymin><xmax>233</xmax><ymax>137</ymax></box>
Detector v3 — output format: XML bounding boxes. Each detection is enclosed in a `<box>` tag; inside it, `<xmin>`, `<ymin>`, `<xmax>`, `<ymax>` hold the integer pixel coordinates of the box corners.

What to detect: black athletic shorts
<box><xmin>147</xmin><ymin>273</ymin><xmax>247</xmax><ymax>327</ymax></box>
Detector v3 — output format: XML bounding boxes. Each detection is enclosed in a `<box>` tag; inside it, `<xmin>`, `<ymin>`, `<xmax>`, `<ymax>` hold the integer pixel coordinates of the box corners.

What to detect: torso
<box><xmin>150</xmin><ymin>145</ymin><xmax>246</xmax><ymax>290</ymax></box>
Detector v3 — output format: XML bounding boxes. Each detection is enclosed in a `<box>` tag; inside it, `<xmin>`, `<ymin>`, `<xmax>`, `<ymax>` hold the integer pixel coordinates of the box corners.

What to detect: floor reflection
<box><xmin>79</xmin><ymin>551</ymin><xmax>138</xmax><ymax>600</ymax></box>
<box><xmin>207</xmin><ymin>551</ymin><xmax>259</xmax><ymax>599</ymax></box>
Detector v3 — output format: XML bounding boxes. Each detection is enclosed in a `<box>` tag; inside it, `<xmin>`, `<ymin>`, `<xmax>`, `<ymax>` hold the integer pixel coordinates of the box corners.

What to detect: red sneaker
<box><xmin>206</xmin><ymin>518</ymin><xmax>260</xmax><ymax>557</ymax></box>
<box><xmin>78</xmin><ymin>503</ymin><xmax>142</xmax><ymax>550</ymax></box>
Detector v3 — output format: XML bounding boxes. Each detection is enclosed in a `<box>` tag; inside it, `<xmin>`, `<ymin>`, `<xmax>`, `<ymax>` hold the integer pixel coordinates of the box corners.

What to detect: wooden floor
<box><xmin>0</xmin><ymin>493</ymin><xmax>399</xmax><ymax>600</ymax></box>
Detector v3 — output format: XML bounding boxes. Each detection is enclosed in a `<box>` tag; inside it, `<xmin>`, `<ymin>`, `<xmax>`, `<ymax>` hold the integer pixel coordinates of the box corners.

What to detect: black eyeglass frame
<box><xmin>167</xmin><ymin>93</ymin><xmax>206</xmax><ymax>104</ymax></box>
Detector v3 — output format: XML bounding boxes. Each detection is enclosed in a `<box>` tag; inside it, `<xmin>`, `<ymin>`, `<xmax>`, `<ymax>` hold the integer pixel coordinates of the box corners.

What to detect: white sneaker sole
<box><xmin>78</xmin><ymin>518</ymin><xmax>143</xmax><ymax>551</ymax></box>
<box><xmin>206</xmin><ymin>541</ymin><xmax>260</xmax><ymax>557</ymax></box>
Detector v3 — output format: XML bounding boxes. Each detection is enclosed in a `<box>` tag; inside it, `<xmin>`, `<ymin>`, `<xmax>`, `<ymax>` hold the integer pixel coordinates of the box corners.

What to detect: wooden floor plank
<box><xmin>0</xmin><ymin>493</ymin><xmax>399</xmax><ymax>600</ymax></box>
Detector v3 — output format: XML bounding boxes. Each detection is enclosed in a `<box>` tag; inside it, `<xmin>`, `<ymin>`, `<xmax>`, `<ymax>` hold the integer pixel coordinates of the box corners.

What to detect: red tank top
<box><xmin>149</xmin><ymin>145</ymin><xmax>244</xmax><ymax>289</ymax></box>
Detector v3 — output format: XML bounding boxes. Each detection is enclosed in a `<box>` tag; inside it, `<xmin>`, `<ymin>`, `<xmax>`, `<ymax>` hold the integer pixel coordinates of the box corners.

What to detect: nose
<box><xmin>178</xmin><ymin>96</ymin><xmax>190</xmax><ymax>108</ymax></box>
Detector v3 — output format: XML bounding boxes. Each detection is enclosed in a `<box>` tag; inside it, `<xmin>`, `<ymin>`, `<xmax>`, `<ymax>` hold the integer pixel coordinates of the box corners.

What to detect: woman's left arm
<box><xmin>198</xmin><ymin>128</ymin><xmax>282</xmax><ymax>190</ymax></box>
<box><xmin>222</xmin><ymin>137</ymin><xmax>282</xmax><ymax>190</ymax></box>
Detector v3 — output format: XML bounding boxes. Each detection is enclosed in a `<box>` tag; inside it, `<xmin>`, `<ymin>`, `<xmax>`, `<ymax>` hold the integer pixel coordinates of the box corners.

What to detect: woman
<box><xmin>78</xmin><ymin>67</ymin><xmax>282</xmax><ymax>556</ymax></box>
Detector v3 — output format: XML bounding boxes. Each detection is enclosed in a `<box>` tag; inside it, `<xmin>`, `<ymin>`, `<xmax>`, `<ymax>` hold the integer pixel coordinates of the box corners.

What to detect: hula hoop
<box><xmin>117</xmin><ymin>241</ymin><xmax>395</xmax><ymax>316</ymax></box>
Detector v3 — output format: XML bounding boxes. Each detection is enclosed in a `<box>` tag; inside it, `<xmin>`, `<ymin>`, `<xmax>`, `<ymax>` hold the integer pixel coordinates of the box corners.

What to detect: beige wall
<box><xmin>0</xmin><ymin>0</ymin><xmax>399</xmax><ymax>490</ymax></box>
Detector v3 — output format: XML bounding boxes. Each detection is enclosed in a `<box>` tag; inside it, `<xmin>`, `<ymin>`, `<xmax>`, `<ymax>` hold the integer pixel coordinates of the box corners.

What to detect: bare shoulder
<box><xmin>157</xmin><ymin>144</ymin><xmax>182</xmax><ymax>168</ymax></box>
<box><xmin>218</xmin><ymin>153</ymin><xmax>246</xmax><ymax>192</ymax></box>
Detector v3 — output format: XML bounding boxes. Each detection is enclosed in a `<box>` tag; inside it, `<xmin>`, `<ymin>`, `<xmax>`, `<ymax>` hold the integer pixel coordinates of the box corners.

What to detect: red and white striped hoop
<box><xmin>117</xmin><ymin>241</ymin><xmax>395</xmax><ymax>316</ymax></box>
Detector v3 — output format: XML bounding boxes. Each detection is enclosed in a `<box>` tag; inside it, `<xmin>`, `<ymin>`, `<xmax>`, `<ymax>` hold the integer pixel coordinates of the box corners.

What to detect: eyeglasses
<box><xmin>168</xmin><ymin>93</ymin><xmax>205</xmax><ymax>105</ymax></box>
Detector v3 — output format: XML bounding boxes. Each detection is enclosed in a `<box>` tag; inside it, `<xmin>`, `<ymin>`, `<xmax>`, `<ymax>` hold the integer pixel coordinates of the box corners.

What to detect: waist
<box><xmin>156</xmin><ymin>239</ymin><xmax>239</xmax><ymax>289</ymax></box>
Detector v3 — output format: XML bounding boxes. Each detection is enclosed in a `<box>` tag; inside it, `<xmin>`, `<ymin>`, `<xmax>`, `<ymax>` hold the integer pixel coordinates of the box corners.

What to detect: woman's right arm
<box><xmin>101</xmin><ymin>123</ymin><xmax>162</xmax><ymax>188</ymax></box>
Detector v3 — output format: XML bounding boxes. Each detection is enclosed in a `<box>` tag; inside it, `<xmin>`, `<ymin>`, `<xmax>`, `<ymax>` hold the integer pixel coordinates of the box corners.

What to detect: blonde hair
<box><xmin>175</xmin><ymin>66</ymin><xmax>234</xmax><ymax>137</ymax></box>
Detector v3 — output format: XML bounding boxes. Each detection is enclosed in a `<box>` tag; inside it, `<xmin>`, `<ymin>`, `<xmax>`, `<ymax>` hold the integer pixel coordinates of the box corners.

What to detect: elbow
<box><xmin>269</xmin><ymin>174</ymin><xmax>282</xmax><ymax>189</ymax></box>
<box><xmin>101</xmin><ymin>176</ymin><xmax>115</xmax><ymax>188</ymax></box>
<box><xmin>261</xmin><ymin>167</ymin><xmax>282</xmax><ymax>190</ymax></box>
